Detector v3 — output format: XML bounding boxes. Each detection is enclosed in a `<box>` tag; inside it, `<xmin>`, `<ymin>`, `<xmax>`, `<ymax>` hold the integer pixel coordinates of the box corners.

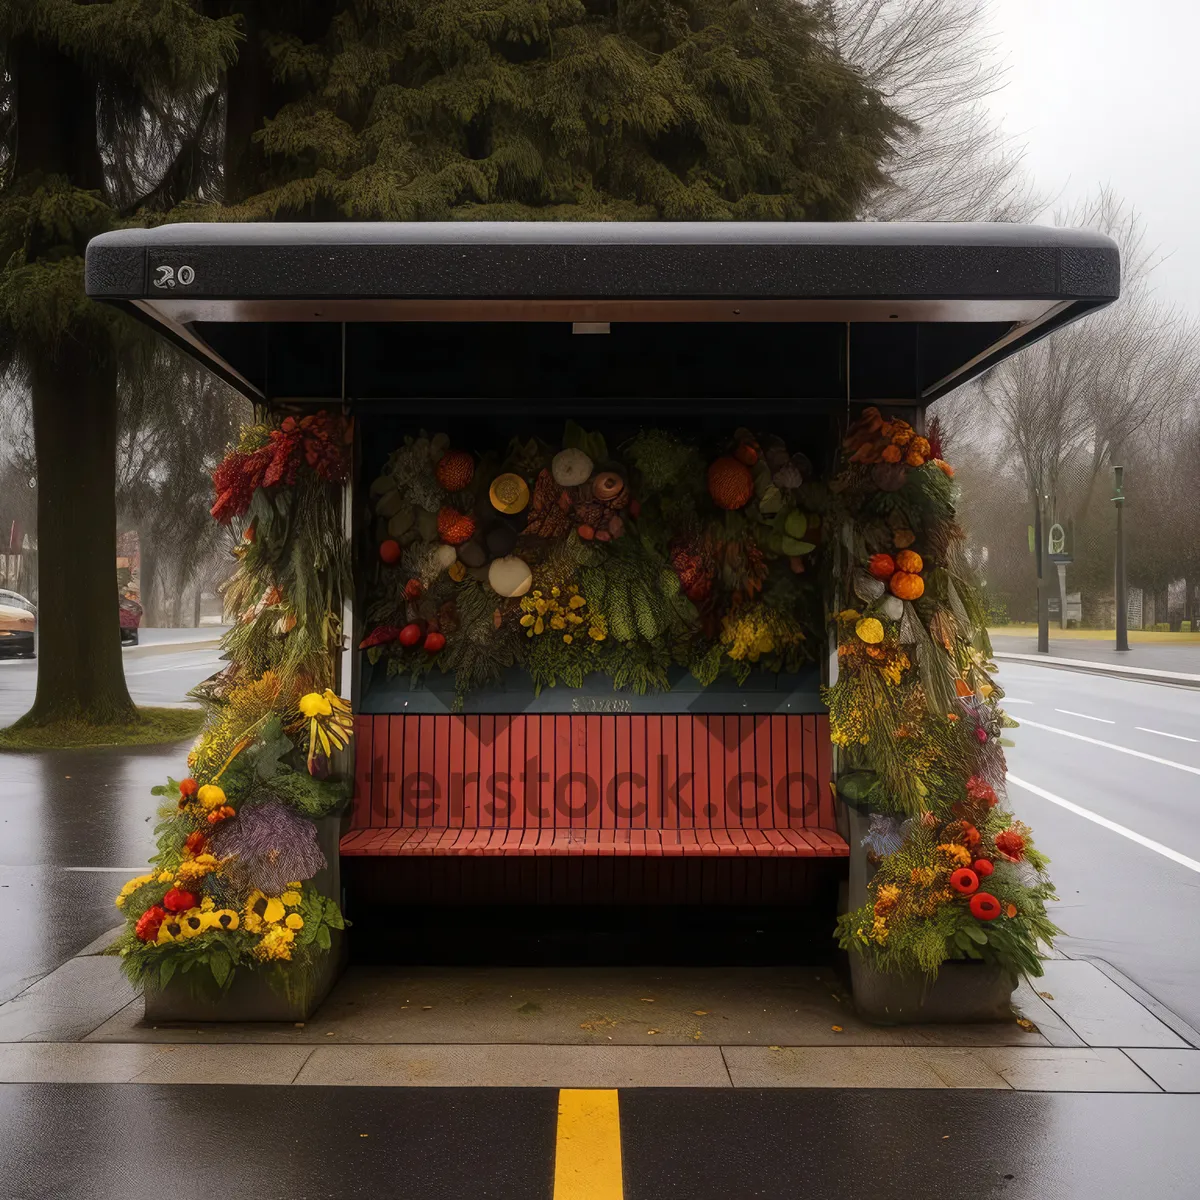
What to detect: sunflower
<box><xmin>205</xmin><ymin>908</ymin><xmax>240</xmax><ymax>932</ymax></box>
<box><xmin>156</xmin><ymin>919</ymin><xmax>185</xmax><ymax>944</ymax></box>
<box><xmin>179</xmin><ymin>911</ymin><xmax>207</xmax><ymax>938</ymax></box>
<box><xmin>244</xmin><ymin>890</ymin><xmax>286</xmax><ymax>931</ymax></box>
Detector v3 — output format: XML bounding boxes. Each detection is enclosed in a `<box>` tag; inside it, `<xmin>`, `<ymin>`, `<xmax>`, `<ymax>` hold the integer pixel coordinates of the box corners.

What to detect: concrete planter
<box><xmin>850</xmin><ymin>954</ymin><xmax>1016</xmax><ymax>1024</ymax></box>
<box><xmin>142</xmin><ymin>815</ymin><xmax>345</xmax><ymax>1024</ymax></box>
<box><xmin>143</xmin><ymin>932</ymin><xmax>343</xmax><ymax>1023</ymax></box>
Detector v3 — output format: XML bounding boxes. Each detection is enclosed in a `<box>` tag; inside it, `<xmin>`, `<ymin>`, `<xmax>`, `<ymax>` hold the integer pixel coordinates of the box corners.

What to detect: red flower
<box><xmin>162</xmin><ymin>887</ymin><xmax>198</xmax><ymax>914</ymax></box>
<box><xmin>184</xmin><ymin>831</ymin><xmax>206</xmax><ymax>856</ymax></box>
<box><xmin>970</xmin><ymin>892</ymin><xmax>1001</xmax><ymax>921</ymax></box>
<box><xmin>135</xmin><ymin>905</ymin><xmax>166</xmax><ymax>942</ymax></box>
<box><xmin>949</xmin><ymin>868</ymin><xmax>980</xmax><ymax>895</ymax></box>
<box><xmin>965</xmin><ymin>775</ymin><xmax>998</xmax><ymax>806</ymax></box>
<box><xmin>974</xmin><ymin>726</ymin><xmax>988</xmax><ymax>744</ymax></box>
<box><xmin>972</xmin><ymin>859</ymin><xmax>994</xmax><ymax>878</ymax></box>
<box><xmin>995</xmin><ymin>829</ymin><xmax>1026</xmax><ymax>862</ymax></box>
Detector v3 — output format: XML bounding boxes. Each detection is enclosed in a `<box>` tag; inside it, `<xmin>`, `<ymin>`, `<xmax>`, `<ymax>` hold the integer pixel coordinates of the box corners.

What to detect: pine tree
<box><xmin>217</xmin><ymin>0</ymin><xmax>904</xmax><ymax>220</ymax></box>
<box><xmin>0</xmin><ymin>0</ymin><xmax>239</xmax><ymax>727</ymax></box>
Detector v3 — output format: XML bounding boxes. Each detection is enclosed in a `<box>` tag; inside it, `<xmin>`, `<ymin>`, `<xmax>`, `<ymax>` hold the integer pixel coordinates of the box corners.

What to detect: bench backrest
<box><xmin>351</xmin><ymin>714</ymin><xmax>833</xmax><ymax>833</ymax></box>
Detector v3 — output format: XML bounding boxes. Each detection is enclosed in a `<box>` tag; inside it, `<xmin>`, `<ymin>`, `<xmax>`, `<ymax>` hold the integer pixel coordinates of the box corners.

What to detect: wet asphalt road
<box><xmin>999</xmin><ymin>661</ymin><xmax>1200</xmax><ymax>1031</ymax></box>
<box><xmin>0</xmin><ymin>640</ymin><xmax>221</xmax><ymax>1001</ymax></box>
<box><xmin>1</xmin><ymin>1084</ymin><xmax>1198</xmax><ymax>1199</ymax></box>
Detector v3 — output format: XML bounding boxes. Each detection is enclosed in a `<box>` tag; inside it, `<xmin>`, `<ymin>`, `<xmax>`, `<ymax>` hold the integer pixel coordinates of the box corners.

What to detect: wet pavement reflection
<box><xmin>0</xmin><ymin>744</ymin><xmax>184</xmax><ymax>1002</ymax></box>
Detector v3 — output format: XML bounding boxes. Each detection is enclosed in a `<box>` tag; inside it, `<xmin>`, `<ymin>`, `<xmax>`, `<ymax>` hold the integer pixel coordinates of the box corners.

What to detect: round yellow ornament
<box><xmin>855</xmin><ymin>617</ymin><xmax>884</xmax><ymax>645</ymax></box>
<box><xmin>197</xmin><ymin>784</ymin><xmax>227</xmax><ymax>810</ymax></box>
<box><xmin>489</xmin><ymin>472</ymin><xmax>530</xmax><ymax>515</ymax></box>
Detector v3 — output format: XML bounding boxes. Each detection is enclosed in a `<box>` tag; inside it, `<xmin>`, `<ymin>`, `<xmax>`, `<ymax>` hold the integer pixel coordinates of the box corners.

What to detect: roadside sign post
<box><xmin>1113</xmin><ymin>465</ymin><xmax>1129</xmax><ymax>652</ymax></box>
<box><xmin>1035</xmin><ymin>493</ymin><xmax>1049</xmax><ymax>654</ymax></box>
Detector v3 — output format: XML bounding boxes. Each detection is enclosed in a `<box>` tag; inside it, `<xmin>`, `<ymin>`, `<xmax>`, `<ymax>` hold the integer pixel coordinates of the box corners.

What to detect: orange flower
<box><xmin>880</xmin><ymin>444</ymin><xmax>903</xmax><ymax>464</ymax></box>
<box><xmin>934</xmin><ymin>458</ymin><xmax>955</xmax><ymax>478</ymax></box>
<box><xmin>1005</xmin><ymin>903</ymin><xmax>1018</xmax><ymax>919</ymax></box>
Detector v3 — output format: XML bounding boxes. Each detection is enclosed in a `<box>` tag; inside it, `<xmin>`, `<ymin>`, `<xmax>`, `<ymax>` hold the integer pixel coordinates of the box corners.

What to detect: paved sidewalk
<box><xmin>1</xmin><ymin>933</ymin><xmax>1197</xmax><ymax>1092</ymax></box>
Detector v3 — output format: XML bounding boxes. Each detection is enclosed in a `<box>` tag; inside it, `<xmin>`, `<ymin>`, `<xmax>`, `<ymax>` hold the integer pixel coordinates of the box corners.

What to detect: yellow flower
<box><xmin>568</xmin><ymin>594</ymin><xmax>586</xmax><ymax>609</ymax></box>
<box><xmin>550</xmin><ymin>586</ymin><xmax>560</xmax><ymax>597</ymax></box>
<box><xmin>206</xmin><ymin>908</ymin><xmax>239</xmax><ymax>932</ymax></box>
<box><xmin>910</xmin><ymin>867</ymin><xmax>937</xmax><ymax>887</ymax></box>
<box><xmin>299</xmin><ymin>692</ymin><xmax>332</xmax><ymax>718</ymax></box>
<box><xmin>287</xmin><ymin>882</ymin><xmax>301</xmax><ymax>889</ymax></box>
<box><xmin>534</xmin><ymin>617</ymin><xmax>544</xmax><ymax>635</ymax></box>
<box><xmin>285</xmin><ymin>913</ymin><xmax>304</xmax><ymax>930</ymax></box>
<box><xmin>115</xmin><ymin>873</ymin><xmax>154</xmax><ymax>908</ymax></box>
<box><xmin>520</xmin><ymin>613</ymin><xmax>536</xmax><ymax>627</ymax></box>
<box><xmin>157</xmin><ymin>919</ymin><xmax>184</xmax><ymax>944</ymax></box>
<box><xmin>563</xmin><ymin>634</ymin><xmax>573</xmax><ymax>644</ymax></box>
<box><xmin>936</xmin><ymin>843</ymin><xmax>972</xmax><ymax>867</ymax></box>
<box><xmin>253</xmin><ymin>924</ymin><xmax>296</xmax><ymax>962</ymax></box>
<box><xmin>176</xmin><ymin>854</ymin><xmax>219</xmax><ymax>883</ymax></box>
<box><xmin>588</xmin><ymin>625</ymin><xmax>606</xmax><ymax>642</ymax></box>
<box><xmin>179</xmin><ymin>911</ymin><xmax>207</xmax><ymax>939</ymax></box>
<box><xmin>244</xmin><ymin>890</ymin><xmax>286</xmax><ymax>930</ymax></box>
<box><xmin>549</xmin><ymin>615</ymin><xmax>566</xmax><ymax>630</ymax></box>
<box><xmin>281</xmin><ymin>890</ymin><xmax>302</xmax><ymax>907</ymax></box>
<box><xmin>197</xmin><ymin>784</ymin><xmax>226</xmax><ymax>810</ymax></box>
<box><xmin>157</xmin><ymin>870</ymin><xmax>174</xmax><ymax>884</ymax></box>
<box><xmin>200</xmin><ymin>897</ymin><xmax>215</xmax><ymax>912</ymax></box>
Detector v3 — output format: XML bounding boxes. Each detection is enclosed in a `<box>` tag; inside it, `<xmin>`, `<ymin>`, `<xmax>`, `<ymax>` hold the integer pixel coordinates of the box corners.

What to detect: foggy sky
<box><xmin>987</xmin><ymin>0</ymin><xmax>1200</xmax><ymax>310</ymax></box>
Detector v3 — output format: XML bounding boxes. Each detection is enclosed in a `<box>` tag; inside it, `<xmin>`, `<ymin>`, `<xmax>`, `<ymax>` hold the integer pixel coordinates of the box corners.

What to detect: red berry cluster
<box><xmin>211</xmin><ymin>411</ymin><xmax>351</xmax><ymax>524</ymax></box>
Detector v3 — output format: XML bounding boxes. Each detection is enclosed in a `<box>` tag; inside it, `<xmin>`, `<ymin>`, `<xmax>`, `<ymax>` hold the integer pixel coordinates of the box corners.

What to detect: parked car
<box><xmin>120</xmin><ymin>595</ymin><xmax>143</xmax><ymax>646</ymax></box>
<box><xmin>0</xmin><ymin>590</ymin><xmax>35</xmax><ymax>657</ymax></box>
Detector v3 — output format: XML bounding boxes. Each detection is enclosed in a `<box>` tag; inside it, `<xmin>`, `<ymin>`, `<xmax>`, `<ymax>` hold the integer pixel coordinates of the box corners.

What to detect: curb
<box><xmin>122</xmin><ymin>638</ymin><xmax>224</xmax><ymax>658</ymax></box>
<box><xmin>1080</xmin><ymin>956</ymin><xmax>1200</xmax><ymax>1051</ymax></box>
<box><xmin>993</xmin><ymin>651</ymin><xmax>1200</xmax><ymax>689</ymax></box>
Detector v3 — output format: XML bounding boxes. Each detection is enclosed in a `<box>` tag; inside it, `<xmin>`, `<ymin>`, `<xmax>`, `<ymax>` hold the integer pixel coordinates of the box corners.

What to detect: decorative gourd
<box><xmin>551</xmin><ymin>448</ymin><xmax>593</xmax><ymax>488</ymax></box>
<box><xmin>488</xmin><ymin>555</ymin><xmax>533</xmax><ymax>598</ymax></box>
<box><xmin>592</xmin><ymin>470</ymin><xmax>626</xmax><ymax>502</ymax></box>
<box><xmin>868</xmin><ymin>553</ymin><xmax>896</xmax><ymax>580</ymax></box>
<box><xmin>447</xmin><ymin>561</ymin><xmax>467</xmax><ymax>582</ymax></box>
<box><xmin>489</xmin><ymin>472</ymin><xmax>530</xmax><ymax>514</ymax></box>
<box><xmin>435</xmin><ymin>449</ymin><xmax>475</xmax><ymax>491</ymax></box>
<box><xmin>437</xmin><ymin>507</ymin><xmax>476</xmax><ymax>545</ymax></box>
<box><xmin>889</xmin><ymin>571</ymin><xmax>924</xmax><ymax>600</ymax></box>
<box><xmin>855</xmin><ymin>617</ymin><xmax>884</xmax><ymax>645</ymax></box>
<box><xmin>880</xmin><ymin>594</ymin><xmax>904</xmax><ymax>622</ymax></box>
<box><xmin>433</xmin><ymin>544</ymin><xmax>458</xmax><ymax>571</ymax></box>
<box><xmin>895</xmin><ymin>549</ymin><xmax>923</xmax><ymax>574</ymax></box>
<box><xmin>379</xmin><ymin>539</ymin><xmax>401</xmax><ymax>564</ymax></box>
<box><xmin>706</xmin><ymin>456</ymin><xmax>754</xmax><ymax>510</ymax></box>
<box><xmin>398</xmin><ymin>623</ymin><xmax>422</xmax><ymax>647</ymax></box>
<box><xmin>733</xmin><ymin>443</ymin><xmax>758</xmax><ymax>466</ymax></box>
<box><xmin>423</xmin><ymin>631</ymin><xmax>446</xmax><ymax>654</ymax></box>
<box><xmin>893</xmin><ymin>529</ymin><xmax>916</xmax><ymax>549</ymax></box>
<box><xmin>404</xmin><ymin>578</ymin><xmax>423</xmax><ymax>601</ymax></box>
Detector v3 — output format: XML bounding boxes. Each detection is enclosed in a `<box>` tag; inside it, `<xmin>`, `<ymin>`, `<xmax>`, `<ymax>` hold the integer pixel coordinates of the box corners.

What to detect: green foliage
<box><xmin>213</xmin><ymin>0</ymin><xmax>904</xmax><ymax>222</ymax></box>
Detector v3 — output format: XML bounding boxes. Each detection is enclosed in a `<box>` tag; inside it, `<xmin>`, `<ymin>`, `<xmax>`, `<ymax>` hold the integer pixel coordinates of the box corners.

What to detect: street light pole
<box><xmin>1035</xmin><ymin>490</ymin><xmax>1049</xmax><ymax>654</ymax></box>
<box><xmin>1114</xmin><ymin>465</ymin><xmax>1129</xmax><ymax>652</ymax></box>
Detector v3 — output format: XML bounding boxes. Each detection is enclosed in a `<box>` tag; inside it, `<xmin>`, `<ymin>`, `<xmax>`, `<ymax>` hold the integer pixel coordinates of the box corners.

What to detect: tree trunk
<box><xmin>20</xmin><ymin>340</ymin><xmax>136</xmax><ymax>726</ymax></box>
<box><xmin>192</xmin><ymin>584</ymin><xmax>202</xmax><ymax>628</ymax></box>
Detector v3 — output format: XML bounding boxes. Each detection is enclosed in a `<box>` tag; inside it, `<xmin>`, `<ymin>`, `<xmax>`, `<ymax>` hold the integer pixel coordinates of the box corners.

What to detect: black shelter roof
<box><xmin>85</xmin><ymin>222</ymin><xmax>1119</xmax><ymax>406</ymax></box>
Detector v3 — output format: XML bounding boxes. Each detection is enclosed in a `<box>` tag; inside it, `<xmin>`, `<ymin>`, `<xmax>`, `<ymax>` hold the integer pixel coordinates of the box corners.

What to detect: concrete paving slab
<box><xmin>974</xmin><ymin>1047</ymin><xmax>1160</xmax><ymax>1092</ymax></box>
<box><xmin>0</xmin><ymin>1042</ymin><xmax>160</xmax><ymax>1084</ymax></box>
<box><xmin>1036</xmin><ymin>960</ymin><xmax>1187</xmax><ymax>1048</ymax></box>
<box><xmin>0</xmin><ymin>955</ymin><xmax>136</xmax><ymax>1042</ymax></box>
<box><xmin>1123</xmin><ymin>1048</ymin><xmax>1200</xmax><ymax>1093</ymax></box>
<box><xmin>722</xmin><ymin>1045</ymin><xmax>1010</xmax><ymax>1089</ymax></box>
<box><xmin>75</xmin><ymin>927</ymin><xmax>124</xmax><ymax>957</ymax></box>
<box><xmin>127</xmin><ymin>1043</ymin><xmax>315</xmax><ymax>1085</ymax></box>
<box><xmin>83</xmin><ymin>964</ymin><xmax>1048</xmax><ymax>1047</ymax></box>
<box><xmin>1012</xmin><ymin>978</ymin><xmax>1087</xmax><ymax>1048</ymax></box>
<box><xmin>293</xmin><ymin>1043</ymin><xmax>732</xmax><ymax>1087</ymax></box>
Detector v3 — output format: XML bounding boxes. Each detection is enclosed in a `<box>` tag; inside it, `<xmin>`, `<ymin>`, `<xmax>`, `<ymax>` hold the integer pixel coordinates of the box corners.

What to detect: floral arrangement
<box><xmin>360</xmin><ymin>422</ymin><xmax>823</xmax><ymax>707</ymax></box>
<box><xmin>830</xmin><ymin>409</ymin><xmax>1059</xmax><ymax>981</ymax></box>
<box><xmin>111</xmin><ymin>411</ymin><xmax>353</xmax><ymax>995</ymax></box>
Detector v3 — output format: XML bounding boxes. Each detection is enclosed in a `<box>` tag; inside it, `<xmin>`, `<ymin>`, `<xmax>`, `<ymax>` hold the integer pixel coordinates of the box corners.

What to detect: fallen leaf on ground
<box><xmin>647</xmin><ymin>1029</ymin><xmax>661</xmax><ymax>1035</ymax></box>
<box><xmin>640</xmin><ymin>998</ymin><xmax>655</xmax><ymax>1003</ymax></box>
<box><xmin>1037</xmin><ymin>992</ymin><xmax>1055</xmax><ymax>1001</ymax></box>
<box><xmin>769</xmin><ymin>1045</ymin><xmax>782</xmax><ymax>1052</ymax></box>
<box><xmin>692</xmin><ymin>1031</ymin><xmax>703</xmax><ymax>1040</ymax></box>
<box><xmin>1015</xmin><ymin>1018</ymin><xmax>1039</xmax><ymax>1033</ymax></box>
<box><xmin>580</xmin><ymin>1016</ymin><xmax>618</xmax><ymax>1032</ymax></box>
<box><xmin>831</xmin><ymin>1025</ymin><xmax>843</xmax><ymax>1033</ymax></box>
<box><xmin>693</xmin><ymin>1010</ymin><xmax>708</xmax><ymax>1016</ymax></box>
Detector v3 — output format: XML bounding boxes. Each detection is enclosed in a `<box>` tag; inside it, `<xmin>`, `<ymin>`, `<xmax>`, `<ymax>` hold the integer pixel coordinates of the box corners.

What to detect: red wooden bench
<box><xmin>342</xmin><ymin>714</ymin><xmax>847</xmax><ymax>863</ymax></box>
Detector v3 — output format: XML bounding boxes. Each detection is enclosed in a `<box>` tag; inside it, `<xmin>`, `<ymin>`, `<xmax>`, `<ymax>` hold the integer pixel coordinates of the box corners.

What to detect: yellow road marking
<box><xmin>553</xmin><ymin>1088</ymin><xmax>623</xmax><ymax>1199</ymax></box>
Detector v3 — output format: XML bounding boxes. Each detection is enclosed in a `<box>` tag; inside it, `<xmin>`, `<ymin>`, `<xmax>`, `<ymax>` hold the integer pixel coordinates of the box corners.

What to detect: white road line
<box><xmin>1137</xmin><ymin>727</ymin><xmax>1199</xmax><ymax>744</ymax></box>
<box><xmin>1054</xmin><ymin>708</ymin><xmax>1115</xmax><ymax>724</ymax></box>
<box><xmin>125</xmin><ymin>659</ymin><xmax>221</xmax><ymax>677</ymax></box>
<box><xmin>1007</xmin><ymin>774</ymin><xmax>1200</xmax><ymax>875</ymax></box>
<box><xmin>1016</xmin><ymin>718</ymin><xmax>1200</xmax><ymax>776</ymax></box>
<box><xmin>60</xmin><ymin>866</ymin><xmax>147</xmax><ymax>873</ymax></box>
<box><xmin>1002</xmin><ymin>698</ymin><xmax>1034</xmax><ymax>705</ymax></box>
